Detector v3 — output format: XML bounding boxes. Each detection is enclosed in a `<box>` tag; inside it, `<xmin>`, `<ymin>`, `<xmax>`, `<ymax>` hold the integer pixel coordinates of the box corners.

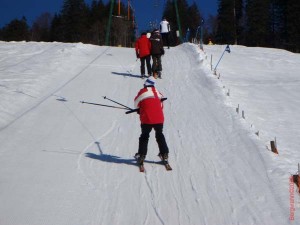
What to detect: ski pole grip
<box><xmin>125</xmin><ymin>108</ymin><xmax>139</xmax><ymax>114</ymax></box>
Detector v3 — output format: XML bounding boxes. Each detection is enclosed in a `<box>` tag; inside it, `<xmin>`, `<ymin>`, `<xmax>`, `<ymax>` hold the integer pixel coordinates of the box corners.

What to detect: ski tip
<box><xmin>139</xmin><ymin>164</ymin><xmax>145</xmax><ymax>172</ymax></box>
<box><xmin>166</xmin><ymin>166</ymin><xmax>172</xmax><ymax>171</ymax></box>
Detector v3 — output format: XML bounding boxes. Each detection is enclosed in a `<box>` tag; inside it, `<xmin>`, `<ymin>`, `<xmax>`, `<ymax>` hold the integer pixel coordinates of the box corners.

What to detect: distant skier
<box><xmin>134</xmin><ymin>76</ymin><xmax>169</xmax><ymax>164</ymax></box>
<box><xmin>149</xmin><ymin>29</ymin><xmax>164</xmax><ymax>79</ymax></box>
<box><xmin>135</xmin><ymin>32</ymin><xmax>152</xmax><ymax>78</ymax></box>
<box><xmin>160</xmin><ymin>17</ymin><xmax>170</xmax><ymax>49</ymax></box>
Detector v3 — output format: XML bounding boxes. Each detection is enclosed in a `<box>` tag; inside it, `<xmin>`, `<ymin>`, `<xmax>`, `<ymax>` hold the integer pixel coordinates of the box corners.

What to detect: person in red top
<box><xmin>134</xmin><ymin>76</ymin><xmax>169</xmax><ymax>163</ymax></box>
<box><xmin>135</xmin><ymin>32</ymin><xmax>152</xmax><ymax>78</ymax></box>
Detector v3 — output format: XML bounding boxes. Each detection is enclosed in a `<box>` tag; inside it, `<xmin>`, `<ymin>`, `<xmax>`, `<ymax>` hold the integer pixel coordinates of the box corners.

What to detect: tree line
<box><xmin>0</xmin><ymin>0</ymin><xmax>299</xmax><ymax>52</ymax></box>
<box><xmin>214</xmin><ymin>0</ymin><xmax>300</xmax><ymax>52</ymax></box>
<box><xmin>0</xmin><ymin>0</ymin><xmax>135</xmax><ymax>47</ymax></box>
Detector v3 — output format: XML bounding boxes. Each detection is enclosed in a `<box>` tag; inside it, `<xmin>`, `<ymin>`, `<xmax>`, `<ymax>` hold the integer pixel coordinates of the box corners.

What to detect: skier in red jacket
<box><xmin>134</xmin><ymin>76</ymin><xmax>169</xmax><ymax>164</ymax></box>
<box><xmin>135</xmin><ymin>32</ymin><xmax>152</xmax><ymax>78</ymax></box>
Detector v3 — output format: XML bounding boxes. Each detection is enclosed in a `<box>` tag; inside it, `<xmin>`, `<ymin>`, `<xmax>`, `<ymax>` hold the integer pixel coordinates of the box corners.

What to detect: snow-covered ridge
<box><xmin>0</xmin><ymin>41</ymin><xmax>299</xmax><ymax>225</ymax></box>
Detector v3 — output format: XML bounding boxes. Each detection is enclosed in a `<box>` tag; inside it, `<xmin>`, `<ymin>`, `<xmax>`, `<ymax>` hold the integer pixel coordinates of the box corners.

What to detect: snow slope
<box><xmin>0</xmin><ymin>41</ymin><xmax>298</xmax><ymax>225</ymax></box>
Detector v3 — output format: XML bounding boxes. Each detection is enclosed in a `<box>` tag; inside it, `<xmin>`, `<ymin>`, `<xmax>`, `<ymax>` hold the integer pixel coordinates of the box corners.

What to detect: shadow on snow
<box><xmin>85</xmin><ymin>152</ymin><xmax>164</xmax><ymax>167</ymax></box>
<box><xmin>111</xmin><ymin>71</ymin><xmax>142</xmax><ymax>79</ymax></box>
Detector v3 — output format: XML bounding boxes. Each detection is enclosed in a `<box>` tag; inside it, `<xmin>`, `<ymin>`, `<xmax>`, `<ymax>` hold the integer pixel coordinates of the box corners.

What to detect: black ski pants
<box><xmin>138</xmin><ymin>123</ymin><xmax>169</xmax><ymax>157</ymax></box>
<box><xmin>161</xmin><ymin>33</ymin><xmax>170</xmax><ymax>48</ymax></box>
<box><xmin>140</xmin><ymin>55</ymin><xmax>151</xmax><ymax>75</ymax></box>
<box><xmin>152</xmin><ymin>54</ymin><xmax>162</xmax><ymax>72</ymax></box>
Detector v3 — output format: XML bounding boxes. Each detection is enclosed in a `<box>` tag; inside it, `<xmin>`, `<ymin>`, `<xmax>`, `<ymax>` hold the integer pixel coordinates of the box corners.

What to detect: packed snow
<box><xmin>0</xmin><ymin>41</ymin><xmax>299</xmax><ymax>225</ymax></box>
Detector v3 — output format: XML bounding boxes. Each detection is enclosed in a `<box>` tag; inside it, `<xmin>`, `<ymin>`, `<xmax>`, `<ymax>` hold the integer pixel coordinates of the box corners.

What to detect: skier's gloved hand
<box><xmin>136</xmin><ymin>52</ymin><xmax>140</xmax><ymax>58</ymax></box>
<box><xmin>160</xmin><ymin>48</ymin><xmax>165</xmax><ymax>55</ymax></box>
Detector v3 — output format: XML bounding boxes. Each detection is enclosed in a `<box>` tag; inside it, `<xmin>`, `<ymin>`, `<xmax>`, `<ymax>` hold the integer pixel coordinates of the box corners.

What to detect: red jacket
<box><xmin>134</xmin><ymin>86</ymin><xmax>164</xmax><ymax>124</ymax></box>
<box><xmin>135</xmin><ymin>34</ymin><xmax>151</xmax><ymax>58</ymax></box>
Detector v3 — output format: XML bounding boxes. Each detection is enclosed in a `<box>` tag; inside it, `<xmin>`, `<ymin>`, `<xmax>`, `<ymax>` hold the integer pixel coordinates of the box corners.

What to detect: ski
<box><xmin>134</xmin><ymin>155</ymin><xmax>145</xmax><ymax>172</ymax></box>
<box><xmin>139</xmin><ymin>163</ymin><xmax>145</xmax><ymax>172</ymax></box>
<box><xmin>161</xmin><ymin>160</ymin><xmax>172</xmax><ymax>171</ymax></box>
<box><xmin>158</xmin><ymin>155</ymin><xmax>172</xmax><ymax>171</ymax></box>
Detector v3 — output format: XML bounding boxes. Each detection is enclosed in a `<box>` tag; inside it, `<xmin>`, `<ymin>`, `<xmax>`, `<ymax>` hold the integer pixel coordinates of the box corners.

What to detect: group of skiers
<box><xmin>134</xmin><ymin>18</ymin><xmax>170</xmax><ymax>79</ymax></box>
<box><xmin>133</xmin><ymin>18</ymin><xmax>171</xmax><ymax>167</ymax></box>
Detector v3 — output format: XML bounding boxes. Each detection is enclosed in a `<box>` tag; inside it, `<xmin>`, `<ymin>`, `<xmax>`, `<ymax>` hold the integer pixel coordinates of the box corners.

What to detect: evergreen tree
<box><xmin>216</xmin><ymin>0</ymin><xmax>236</xmax><ymax>44</ymax></box>
<box><xmin>285</xmin><ymin>0</ymin><xmax>300</xmax><ymax>52</ymax></box>
<box><xmin>86</xmin><ymin>0</ymin><xmax>106</xmax><ymax>45</ymax></box>
<box><xmin>245</xmin><ymin>0</ymin><xmax>271</xmax><ymax>47</ymax></box>
<box><xmin>235</xmin><ymin>0</ymin><xmax>244</xmax><ymax>44</ymax></box>
<box><xmin>50</xmin><ymin>14</ymin><xmax>65</xmax><ymax>42</ymax></box>
<box><xmin>31</xmin><ymin>12</ymin><xmax>52</xmax><ymax>42</ymax></box>
<box><xmin>186</xmin><ymin>2</ymin><xmax>202</xmax><ymax>42</ymax></box>
<box><xmin>268</xmin><ymin>0</ymin><xmax>286</xmax><ymax>48</ymax></box>
<box><xmin>60</xmin><ymin>0</ymin><xmax>89</xmax><ymax>42</ymax></box>
<box><xmin>1</xmin><ymin>17</ymin><xmax>29</xmax><ymax>41</ymax></box>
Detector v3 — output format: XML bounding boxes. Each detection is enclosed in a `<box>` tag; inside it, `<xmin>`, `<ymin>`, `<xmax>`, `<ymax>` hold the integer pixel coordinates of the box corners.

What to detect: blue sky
<box><xmin>0</xmin><ymin>0</ymin><xmax>218</xmax><ymax>30</ymax></box>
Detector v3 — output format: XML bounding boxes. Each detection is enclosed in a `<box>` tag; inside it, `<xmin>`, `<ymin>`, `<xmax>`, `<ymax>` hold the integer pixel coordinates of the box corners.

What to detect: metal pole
<box><xmin>103</xmin><ymin>96</ymin><xmax>133</xmax><ymax>110</ymax></box>
<box><xmin>174</xmin><ymin>0</ymin><xmax>183</xmax><ymax>43</ymax></box>
<box><xmin>200</xmin><ymin>19</ymin><xmax>204</xmax><ymax>50</ymax></box>
<box><xmin>80</xmin><ymin>101</ymin><xmax>128</xmax><ymax>110</ymax></box>
<box><xmin>105</xmin><ymin>0</ymin><xmax>115</xmax><ymax>46</ymax></box>
<box><xmin>214</xmin><ymin>45</ymin><xmax>230</xmax><ymax>71</ymax></box>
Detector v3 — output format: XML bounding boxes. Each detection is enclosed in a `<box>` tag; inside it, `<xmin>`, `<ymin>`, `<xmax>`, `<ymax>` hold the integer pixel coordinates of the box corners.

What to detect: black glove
<box><xmin>136</xmin><ymin>52</ymin><xmax>140</xmax><ymax>58</ymax></box>
<box><xmin>160</xmin><ymin>48</ymin><xmax>165</xmax><ymax>55</ymax></box>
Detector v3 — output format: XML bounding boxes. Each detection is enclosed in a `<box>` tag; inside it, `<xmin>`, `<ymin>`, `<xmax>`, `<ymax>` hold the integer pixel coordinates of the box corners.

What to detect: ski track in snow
<box><xmin>0</xmin><ymin>42</ymin><xmax>296</xmax><ymax>225</ymax></box>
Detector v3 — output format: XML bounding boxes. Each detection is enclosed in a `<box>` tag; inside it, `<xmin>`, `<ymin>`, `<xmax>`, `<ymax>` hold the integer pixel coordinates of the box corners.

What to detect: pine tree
<box><xmin>50</xmin><ymin>14</ymin><xmax>64</xmax><ymax>42</ymax></box>
<box><xmin>31</xmin><ymin>13</ymin><xmax>52</xmax><ymax>42</ymax></box>
<box><xmin>216</xmin><ymin>0</ymin><xmax>237</xmax><ymax>44</ymax></box>
<box><xmin>268</xmin><ymin>0</ymin><xmax>285</xmax><ymax>48</ymax></box>
<box><xmin>235</xmin><ymin>0</ymin><xmax>244</xmax><ymax>44</ymax></box>
<box><xmin>1</xmin><ymin>17</ymin><xmax>29</xmax><ymax>41</ymax></box>
<box><xmin>245</xmin><ymin>0</ymin><xmax>271</xmax><ymax>47</ymax></box>
<box><xmin>186</xmin><ymin>2</ymin><xmax>202</xmax><ymax>42</ymax></box>
<box><xmin>60</xmin><ymin>0</ymin><xmax>89</xmax><ymax>42</ymax></box>
<box><xmin>286</xmin><ymin>0</ymin><xmax>300</xmax><ymax>52</ymax></box>
<box><xmin>87</xmin><ymin>0</ymin><xmax>106</xmax><ymax>45</ymax></box>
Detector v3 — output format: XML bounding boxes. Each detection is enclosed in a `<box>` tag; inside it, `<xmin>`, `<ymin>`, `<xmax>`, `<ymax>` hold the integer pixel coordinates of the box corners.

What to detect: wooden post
<box><xmin>298</xmin><ymin>163</ymin><xmax>300</xmax><ymax>193</ymax></box>
<box><xmin>270</xmin><ymin>140</ymin><xmax>278</xmax><ymax>154</ymax></box>
<box><xmin>227</xmin><ymin>89</ymin><xmax>230</xmax><ymax>96</ymax></box>
<box><xmin>236</xmin><ymin>104</ymin><xmax>239</xmax><ymax>114</ymax></box>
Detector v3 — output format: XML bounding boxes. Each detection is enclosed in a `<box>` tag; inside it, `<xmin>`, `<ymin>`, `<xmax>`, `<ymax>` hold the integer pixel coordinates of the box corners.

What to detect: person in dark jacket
<box><xmin>134</xmin><ymin>76</ymin><xmax>169</xmax><ymax>163</ymax></box>
<box><xmin>135</xmin><ymin>32</ymin><xmax>152</xmax><ymax>78</ymax></box>
<box><xmin>149</xmin><ymin>29</ymin><xmax>164</xmax><ymax>79</ymax></box>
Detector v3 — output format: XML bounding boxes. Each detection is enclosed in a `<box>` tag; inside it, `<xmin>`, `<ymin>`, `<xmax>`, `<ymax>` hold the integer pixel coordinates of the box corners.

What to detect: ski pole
<box><xmin>125</xmin><ymin>98</ymin><xmax>168</xmax><ymax>114</ymax></box>
<box><xmin>80</xmin><ymin>101</ymin><xmax>128</xmax><ymax>110</ymax></box>
<box><xmin>103</xmin><ymin>96</ymin><xmax>133</xmax><ymax>110</ymax></box>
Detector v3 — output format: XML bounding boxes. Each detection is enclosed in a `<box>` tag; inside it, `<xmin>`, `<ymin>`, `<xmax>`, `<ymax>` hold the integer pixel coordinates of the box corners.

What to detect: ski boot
<box><xmin>158</xmin><ymin>153</ymin><xmax>172</xmax><ymax>170</ymax></box>
<box><xmin>134</xmin><ymin>153</ymin><xmax>145</xmax><ymax>164</ymax></box>
<box><xmin>157</xmin><ymin>71</ymin><xmax>162</xmax><ymax>79</ymax></box>
<box><xmin>158</xmin><ymin>152</ymin><xmax>168</xmax><ymax>160</ymax></box>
